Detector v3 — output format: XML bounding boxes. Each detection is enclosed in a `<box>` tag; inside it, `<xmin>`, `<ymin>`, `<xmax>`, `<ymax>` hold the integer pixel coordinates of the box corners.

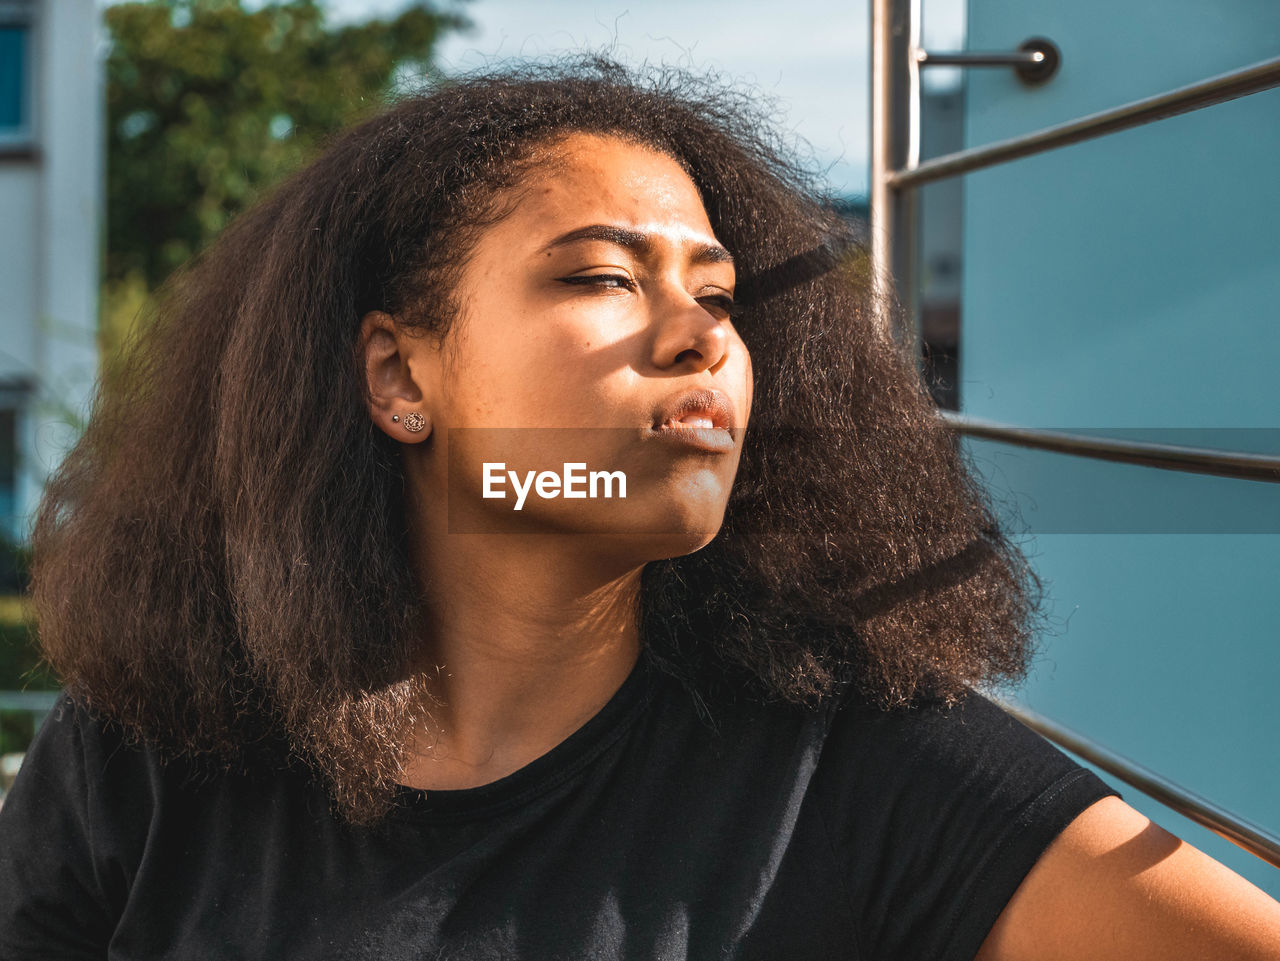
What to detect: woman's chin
<box><xmin>579</xmin><ymin>501</ymin><xmax>728</xmax><ymax>560</ymax></box>
<box><xmin>474</xmin><ymin>498</ymin><xmax>727</xmax><ymax>561</ymax></box>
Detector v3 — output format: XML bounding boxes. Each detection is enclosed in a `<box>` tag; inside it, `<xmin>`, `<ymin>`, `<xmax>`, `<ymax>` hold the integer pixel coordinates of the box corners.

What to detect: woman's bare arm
<box><xmin>976</xmin><ymin>795</ymin><xmax>1280</xmax><ymax>960</ymax></box>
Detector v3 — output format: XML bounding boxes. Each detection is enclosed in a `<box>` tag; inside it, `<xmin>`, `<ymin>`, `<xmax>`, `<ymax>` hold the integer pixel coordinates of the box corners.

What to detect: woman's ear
<box><xmin>358</xmin><ymin>310</ymin><xmax>434</xmax><ymax>442</ymax></box>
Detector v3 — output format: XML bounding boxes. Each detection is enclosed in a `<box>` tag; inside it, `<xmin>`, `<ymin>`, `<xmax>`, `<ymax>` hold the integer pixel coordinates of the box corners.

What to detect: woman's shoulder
<box><xmin>2</xmin><ymin>694</ymin><xmax>181</xmax><ymax>832</ymax></box>
<box><xmin>0</xmin><ymin>694</ymin><xmax>157</xmax><ymax>955</ymax></box>
<box><xmin>4</xmin><ymin>691</ymin><xmax>301</xmax><ymax>823</ymax></box>
<box><xmin>813</xmin><ymin>682</ymin><xmax>1121</xmax><ymax>851</ymax></box>
<box><xmin>823</xmin><ymin>683</ymin><xmax>1084</xmax><ymax>775</ymax></box>
<box><xmin>809</xmin><ymin>684</ymin><xmax>1121</xmax><ymax>961</ymax></box>
<box><xmin>11</xmin><ymin>693</ymin><xmax>144</xmax><ymax>784</ymax></box>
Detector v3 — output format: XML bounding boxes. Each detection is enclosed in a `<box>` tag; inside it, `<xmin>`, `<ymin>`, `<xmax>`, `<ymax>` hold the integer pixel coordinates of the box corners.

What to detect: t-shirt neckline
<box><xmin>388</xmin><ymin>647</ymin><xmax>656</xmax><ymax>822</ymax></box>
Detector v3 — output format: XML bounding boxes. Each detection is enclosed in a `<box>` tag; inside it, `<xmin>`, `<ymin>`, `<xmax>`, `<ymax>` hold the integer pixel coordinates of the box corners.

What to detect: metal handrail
<box><xmin>915</xmin><ymin>37</ymin><xmax>1061</xmax><ymax>86</ymax></box>
<box><xmin>916</xmin><ymin>50</ymin><xmax>1043</xmax><ymax>68</ymax></box>
<box><xmin>0</xmin><ymin>690</ymin><xmax>61</xmax><ymax>713</ymax></box>
<box><xmin>996</xmin><ymin>699</ymin><xmax>1280</xmax><ymax>869</ymax></box>
<box><xmin>887</xmin><ymin>54</ymin><xmax>1280</xmax><ymax>189</ymax></box>
<box><xmin>938</xmin><ymin>412</ymin><xmax>1280</xmax><ymax>484</ymax></box>
<box><xmin>872</xmin><ymin>0</ymin><xmax>1280</xmax><ymax>875</ymax></box>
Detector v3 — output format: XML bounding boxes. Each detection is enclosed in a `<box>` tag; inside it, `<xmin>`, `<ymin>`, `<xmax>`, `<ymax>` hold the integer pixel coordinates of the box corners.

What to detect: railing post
<box><xmin>870</xmin><ymin>0</ymin><xmax>919</xmax><ymax>353</ymax></box>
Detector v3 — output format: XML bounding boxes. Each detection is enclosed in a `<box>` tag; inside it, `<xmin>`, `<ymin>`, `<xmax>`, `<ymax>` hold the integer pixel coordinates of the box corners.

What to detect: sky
<box><xmin>425</xmin><ymin>0</ymin><xmax>872</xmax><ymax>196</ymax></box>
<box><xmin>327</xmin><ymin>0</ymin><xmax>968</xmax><ymax>199</ymax></box>
<box><xmin>100</xmin><ymin>0</ymin><xmax>968</xmax><ymax>198</ymax></box>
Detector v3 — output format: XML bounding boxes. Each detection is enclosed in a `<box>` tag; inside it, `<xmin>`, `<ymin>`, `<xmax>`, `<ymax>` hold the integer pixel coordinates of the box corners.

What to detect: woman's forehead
<box><xmin>503</xmin><ymin>133</ymin><xmax>718</xmax><ymax>241</ymax></box>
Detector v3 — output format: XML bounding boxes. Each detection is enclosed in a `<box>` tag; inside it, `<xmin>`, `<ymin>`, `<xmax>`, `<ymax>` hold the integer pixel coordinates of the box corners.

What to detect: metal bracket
<box><xmin>916</xmin><ymin>36</ymin><xmax>1062</xmax><ymax>85</ymax></box>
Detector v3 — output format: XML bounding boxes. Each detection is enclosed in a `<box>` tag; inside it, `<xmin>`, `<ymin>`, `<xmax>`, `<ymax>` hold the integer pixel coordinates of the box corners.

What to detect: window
<box><xmin>0</xmin><ymin>0</ymin><xmax>33</xmax><ymax>147</ymax></box>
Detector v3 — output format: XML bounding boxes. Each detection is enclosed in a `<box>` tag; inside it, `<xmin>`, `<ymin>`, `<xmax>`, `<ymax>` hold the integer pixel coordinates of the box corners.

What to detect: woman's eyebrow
<box><xmin>541</xmin><ymin>224</ymin><xmax>734</xmax><ymax>266</ymax></box>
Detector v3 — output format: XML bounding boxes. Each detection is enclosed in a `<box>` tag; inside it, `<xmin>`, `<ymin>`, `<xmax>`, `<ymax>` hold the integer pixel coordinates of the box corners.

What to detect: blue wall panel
<box><xmin>961</xmin><ymin>0</ymin><xmax>1280</xmax><ymax>897</ymax></box>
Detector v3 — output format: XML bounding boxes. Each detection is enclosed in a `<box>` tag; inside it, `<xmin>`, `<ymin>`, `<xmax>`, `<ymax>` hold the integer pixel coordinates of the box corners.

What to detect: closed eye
<box><xmin>557</xmin><ymin>274</ymin><xmax>636</xmax><ymax>291</ymax></box>
<box><xmin>558</xmin><ymin>274</ymin><xmax>739</xmax><ymax>318</ymax></box>
<box><xmin>698</xmin><ymin>293</ymin><xmax>738</xmax><ymax>319</ymax></box>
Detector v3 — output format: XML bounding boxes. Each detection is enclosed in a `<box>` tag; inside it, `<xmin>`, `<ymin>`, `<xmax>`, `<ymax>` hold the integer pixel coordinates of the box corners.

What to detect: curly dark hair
<box><xmin>29</xmin><ymin>58</ymin><xmax>1040</xmax><ymax>823</ymax></box>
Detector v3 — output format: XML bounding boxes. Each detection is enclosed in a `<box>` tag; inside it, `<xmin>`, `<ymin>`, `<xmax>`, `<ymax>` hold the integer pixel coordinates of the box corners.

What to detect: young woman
<box><xmin>2</xmin><ymin>60</ymin><xmax>1277</xmax><ymax>960</ymax></box>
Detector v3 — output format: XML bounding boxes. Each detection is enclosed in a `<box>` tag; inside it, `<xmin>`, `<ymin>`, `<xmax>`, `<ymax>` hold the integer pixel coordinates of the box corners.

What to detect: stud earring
<box><xmin>402</xmin><ymin>412</ymin><xmax>426</xmax><ymax>433</ymax></box>
<box><xmin>391</xmin><ymin>415</ymin><xmax>400</xmax><ymax>423</ymax></box>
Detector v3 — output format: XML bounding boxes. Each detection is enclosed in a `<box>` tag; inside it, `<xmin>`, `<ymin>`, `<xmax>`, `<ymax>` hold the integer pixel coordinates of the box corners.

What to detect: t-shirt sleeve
<box><xmin>0</xmin><ymin>695</ymin><xmax>148</xmax><ymax>959</ymax></box>
<box><xmin>814</xmin><ymin>688</ymin><xmax>1121</xmax><ymax>961</ymax></box>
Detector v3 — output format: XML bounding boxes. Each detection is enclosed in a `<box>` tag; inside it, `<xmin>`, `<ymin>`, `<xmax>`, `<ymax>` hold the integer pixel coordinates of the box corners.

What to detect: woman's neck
<box><xmin>401</xmin><ymin>515</ymin><xmax>646</xmax><ymax>791</ymax></box>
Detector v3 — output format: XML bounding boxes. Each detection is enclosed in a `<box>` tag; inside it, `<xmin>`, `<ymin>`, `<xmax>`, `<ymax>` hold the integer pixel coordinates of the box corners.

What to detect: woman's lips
<box><xmin>648</xmin><ymin>387</ymin><xmax>738</xmax><ymax>452</ymax></box>
<box><xmin>651</xmin><ymin>387</ymin><xmax>736</xmax><ymax>431</ymax></box>
<box><xmin>648</xmin><ymin>420</ymin><xmax>737</xmax><ymax>453</ymax></box>
<box><xmin>658</xmin><ymin>414</ymin><xmax>717</xmax><ymax>429</ymax></box>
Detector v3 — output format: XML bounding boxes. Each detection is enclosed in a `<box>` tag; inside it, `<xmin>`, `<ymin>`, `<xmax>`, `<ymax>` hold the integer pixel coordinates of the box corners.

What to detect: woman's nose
<box><xmin>649</xmin><ymin>288</ymin><xmax>731</xmax><ymax>374</ymax></box>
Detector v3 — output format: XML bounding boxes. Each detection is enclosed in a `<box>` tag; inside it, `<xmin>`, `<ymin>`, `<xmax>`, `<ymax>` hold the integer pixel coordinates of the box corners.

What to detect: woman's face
<box><xmin>384</xmin><ymin>132</ymin><xmax>753</xmax><ymax>561</ymax></box>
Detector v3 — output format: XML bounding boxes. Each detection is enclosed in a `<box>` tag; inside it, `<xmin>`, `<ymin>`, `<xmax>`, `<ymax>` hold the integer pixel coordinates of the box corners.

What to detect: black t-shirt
<box><xmin>0</xmin><ymin>650</ymin><xmax>1118</xmax><ymax>960</ymax></box>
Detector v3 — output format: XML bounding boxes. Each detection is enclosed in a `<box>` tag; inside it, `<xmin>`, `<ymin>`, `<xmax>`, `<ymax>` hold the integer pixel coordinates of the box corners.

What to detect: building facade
<box><xmin>0</xmin><ymin>0</ymin><xmax>101</xmax><ymax>555</ymax></box>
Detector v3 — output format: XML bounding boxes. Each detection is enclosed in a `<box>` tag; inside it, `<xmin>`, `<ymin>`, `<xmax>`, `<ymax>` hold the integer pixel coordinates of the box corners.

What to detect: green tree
<box><xmin>102</xmin><ymin>0</ymin><xmax>468</xmax><ymax>357</ymax></box>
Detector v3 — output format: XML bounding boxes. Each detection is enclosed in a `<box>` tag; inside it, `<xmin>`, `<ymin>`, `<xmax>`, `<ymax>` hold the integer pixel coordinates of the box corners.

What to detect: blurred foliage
<box><xmin>0</xmin><ymin>557</ymin><xmax>47</xmax><ymax>695</ymax></box>
<box><xmin>101</xmin><ymin>0</ymin><xmax>469</xmax><ymax>360</ymax></box>
<box><xmin>0</xmin><ymin>593</ymin><xmax>53</xmax><ymax>756</ymax></box>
